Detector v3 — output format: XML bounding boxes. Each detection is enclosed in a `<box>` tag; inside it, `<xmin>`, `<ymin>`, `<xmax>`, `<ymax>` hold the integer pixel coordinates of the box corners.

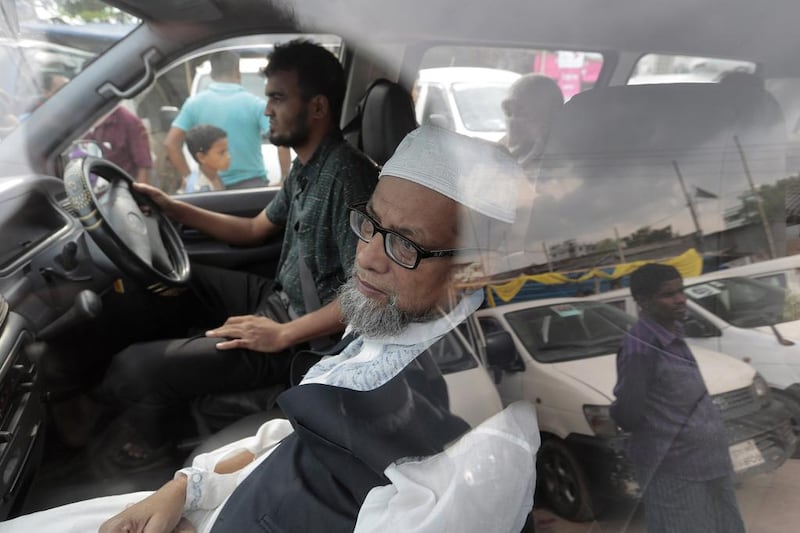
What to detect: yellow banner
<box><xmin>485</xmin><ymin>248</ymin><xmax>703</xmax><ymax>306</ymax></box>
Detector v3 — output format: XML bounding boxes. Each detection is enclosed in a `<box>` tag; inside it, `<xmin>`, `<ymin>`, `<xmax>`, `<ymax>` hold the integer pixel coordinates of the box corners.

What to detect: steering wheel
<box><xmin>63</xmin><ymin>156</ymin><xmax>191</xmax><ymax>289</ymax></box>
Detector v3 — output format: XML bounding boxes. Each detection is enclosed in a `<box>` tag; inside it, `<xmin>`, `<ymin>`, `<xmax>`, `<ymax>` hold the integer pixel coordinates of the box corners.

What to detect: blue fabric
<box><xmin>173</xmin><ymin>81</ymin><xmax>270</xmax><ymax>186</ymax></box>
<box><xmin>610</xmin><ymin>315</ymin><xmax>732</xmax><ymax>480</ymax></box>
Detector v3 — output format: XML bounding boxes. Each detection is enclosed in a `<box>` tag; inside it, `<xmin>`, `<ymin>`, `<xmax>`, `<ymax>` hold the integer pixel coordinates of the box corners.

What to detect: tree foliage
<box><xmin>724</xmin><ymin>175</ymin><xmax>800</xmax><ymax>226</ymax></box>
<box><xmin>622</xmin><ymin>225</ymin><xmax>675</xmax><ymax>248</ymax></box>
<box><xmin>55</xmin><ymin>0</ymin><xmax>133</xmax><ymax>23</ymax></box>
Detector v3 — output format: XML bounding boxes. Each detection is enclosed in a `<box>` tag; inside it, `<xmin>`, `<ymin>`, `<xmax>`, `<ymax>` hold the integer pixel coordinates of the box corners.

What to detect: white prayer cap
<box><xmin>380</xmin><ymin>126</ymin><xmax>522</xmax><ymax>224</ymax></box>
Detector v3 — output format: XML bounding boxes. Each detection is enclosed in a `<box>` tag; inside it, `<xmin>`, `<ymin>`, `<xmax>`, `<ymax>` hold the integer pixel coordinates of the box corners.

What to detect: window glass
<box><xmin>684</xmin><ymin>277</ymin><xmax>787</xmax><ymax>326</ymax></box>
<box><xmin>505</xmin><ymin>302</ymin><xmax>633</xmax><ymax>363</ymax></box>
<box><xmin>0</xmin><ymin>6</ymin><xmax>136</xmax><ymax>140</ymax></box>
<box><xmin>415</xmin><ymin>46</ymin><xmax>603</xmax><ymax>143</ymax></box>
<box><xmin>478</xmin><ymin>316</ymin><xmax>505</xmax><ymax>335</ymax></box>
<box><xmin>755</xmin><ymin>272</ymin><xmax>788</xmax><ymax>289</ymax></box>
<box><xmin>424</xmin><ymin>324</ymin><xmax>479</xmax><ymax>374</ymax></box>
<box><xmin>629</xmin><ymin>53</ymin><xmax>756</xmax><ymax>84</ymax></box>
<box><xmin>63</xmin><ymin>34</ymin><xmax>342</xmax><ymax>194</ymax></box>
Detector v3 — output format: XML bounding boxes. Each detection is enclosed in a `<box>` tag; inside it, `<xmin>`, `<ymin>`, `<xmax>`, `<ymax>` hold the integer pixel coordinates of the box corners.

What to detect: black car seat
<box><xmin>344</xmin><ymin>78</ymin><xmax>418</xmax><ymax>166</ymax></box>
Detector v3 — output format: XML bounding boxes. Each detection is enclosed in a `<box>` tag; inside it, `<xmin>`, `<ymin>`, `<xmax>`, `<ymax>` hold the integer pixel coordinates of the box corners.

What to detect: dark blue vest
<box><xmin>210</xmin><ymin>346</ymin><xmax>469</xmax><ymax>533</ymax></box>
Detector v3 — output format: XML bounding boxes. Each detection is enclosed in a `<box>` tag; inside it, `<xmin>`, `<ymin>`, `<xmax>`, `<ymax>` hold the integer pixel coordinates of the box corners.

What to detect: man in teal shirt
<box><xmin>165</xmin><ymin>50</ymin><xmax>284</xmax><ymax>189</ymax></box>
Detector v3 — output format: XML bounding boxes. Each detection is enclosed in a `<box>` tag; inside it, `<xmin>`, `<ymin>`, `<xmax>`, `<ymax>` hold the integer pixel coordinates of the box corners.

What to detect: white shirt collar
<box><xmin>301</xmin><ymin>290</ymin><xmax>484</xmax><ymax>391</ymax></box>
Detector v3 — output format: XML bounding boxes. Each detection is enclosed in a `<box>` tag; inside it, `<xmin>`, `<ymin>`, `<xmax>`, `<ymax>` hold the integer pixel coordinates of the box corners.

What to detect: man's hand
<box><xmin>132</xmin><ymin>182</ymin><xmax>177</xmax><ymax>216</ymax></box>
<box><xmin>207</xmin><ymin>315</ymin><xmax>290</xmax><ymax>353</ymax></box>
<box><xmin>99</xmin><ymin>479</ymin><xmax>191</xmax><ymax>533</ymax></box>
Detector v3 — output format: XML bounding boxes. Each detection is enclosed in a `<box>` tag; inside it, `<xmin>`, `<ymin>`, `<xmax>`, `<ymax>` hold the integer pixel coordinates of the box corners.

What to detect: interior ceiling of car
<box><xmin>106</xmin><ymin>0</ymin><xmax>800</xmax><ymax>71</ymax></box>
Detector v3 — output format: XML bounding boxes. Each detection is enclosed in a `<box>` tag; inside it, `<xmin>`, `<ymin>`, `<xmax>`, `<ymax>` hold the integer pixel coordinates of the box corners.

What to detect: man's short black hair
<box><xmin>185</xmin><ymin>124</ymin><xmax>227</xmax><ymax>162</ymax></box>
<box><xmin>210</xmin><ymin>50</ymin><xmax>240</xmax><ymax>79</ymax></box>
<box><xmin>264</xmin><ymin>39</ymin><xmax>345</xmax><ymax>123</ymax></box>
<box><xmin>630</xmin><ymin>263</ymin><xmax>682</xmax><ymax>302</ymax></box>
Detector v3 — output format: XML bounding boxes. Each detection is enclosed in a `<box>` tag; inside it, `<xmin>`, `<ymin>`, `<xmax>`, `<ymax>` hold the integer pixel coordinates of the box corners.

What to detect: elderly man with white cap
<box><xmin>0</xmin><ymin>126</ymin><xmax>540</xmax><ymax>533</ymax></box>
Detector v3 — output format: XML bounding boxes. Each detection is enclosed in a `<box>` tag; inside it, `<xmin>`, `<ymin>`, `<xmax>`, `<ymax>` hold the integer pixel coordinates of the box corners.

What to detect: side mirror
<box><xmin>485</xmin><ymin>330</ymin><xmax>524</xmax><ymax>373</ymax></box>
<box><xmin>159</xmin><ymin>105</ymin><xmax>179</xmax><ymax>132</ymax></box>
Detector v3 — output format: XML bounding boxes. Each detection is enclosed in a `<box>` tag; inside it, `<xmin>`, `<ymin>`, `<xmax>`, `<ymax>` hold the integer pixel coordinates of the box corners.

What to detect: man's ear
<box><xmin>310</xmin><ymin>94</ymin><xmax>329</xmax><ymax>119</ymax></box>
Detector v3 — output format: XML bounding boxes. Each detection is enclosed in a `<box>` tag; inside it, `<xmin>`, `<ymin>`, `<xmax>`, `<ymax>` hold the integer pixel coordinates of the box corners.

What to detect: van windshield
<box><xmin>685</xmin><ymin>277</ymin><xmax>790</xmax><ymax>327</ymax></box>
<box><xmin>451</xmin><ymin>83</ymin><xmax>510</xmax><ymax>132</ymax></box>
<box><xmin>504</xmin><ymin>302</ymin><xmax>635</xmax><ymax>363</ymax></box>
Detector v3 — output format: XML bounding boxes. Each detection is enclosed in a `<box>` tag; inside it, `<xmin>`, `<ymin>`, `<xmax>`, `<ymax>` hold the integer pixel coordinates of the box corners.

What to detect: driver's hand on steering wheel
<box><xmin>207</xmin><ymin>314</ymin><xmax>291</xmax><ymax>354</ymax></box>
<box><xmin>132</xmin><ymin>182</ymin><xmax>175</xmax><ymax>216</ymax></box>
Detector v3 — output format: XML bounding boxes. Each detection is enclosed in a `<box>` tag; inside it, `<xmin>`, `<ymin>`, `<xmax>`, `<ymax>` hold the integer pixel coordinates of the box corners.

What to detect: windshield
<box><xmin>685</xmin><ymin>277</ymin><xmax>790</xmax><ymax>327</ymax></box>
<box><xmin>0</xmin><ymin>2</ymin><xmax>137</xmax><ymax>140</ymax></box>
<box><xmin>451</xmin><ymin>83</ymin><xmax>511</xmax><ymax>132</ymax></box>
<box><xmin>504</xmin><ymin>302</ymin><xmax>635</xmax><ymax>363</ymax></box>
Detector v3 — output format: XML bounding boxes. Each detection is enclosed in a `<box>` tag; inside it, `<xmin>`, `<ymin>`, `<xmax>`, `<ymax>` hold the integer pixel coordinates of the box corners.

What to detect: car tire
<box><xmin>536</xmin><ymin>438</ymin><xmax>595</xmax><ymax>522</ymax></box>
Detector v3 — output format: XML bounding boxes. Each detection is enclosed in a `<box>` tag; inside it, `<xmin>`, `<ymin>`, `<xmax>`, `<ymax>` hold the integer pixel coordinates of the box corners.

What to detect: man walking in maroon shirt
<box><xmin>88</xmin><ymin>105</ymin><xmax>153</xmax><ymax>184</ymax></box>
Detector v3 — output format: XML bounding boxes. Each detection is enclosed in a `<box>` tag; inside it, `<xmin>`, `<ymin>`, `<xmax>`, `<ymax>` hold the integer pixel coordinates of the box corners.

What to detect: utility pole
<box><xmin>673</xmin><ymin>160</ymin><xmax>704</xmax><ymax>252</ymax></box>
<box><xmin>734</xmin><ymin>136</ymin><xmax>777</xmax><ymax>259</ymax></box>
<box><xmin>542</xmin><ymin>242</ymin><xmax>553</xmax><ymax>272</ymax></box>
<box><xmin>613</xmin><ymin>226</ymin><xmax>626</xmax><ymax>262</ymax></box>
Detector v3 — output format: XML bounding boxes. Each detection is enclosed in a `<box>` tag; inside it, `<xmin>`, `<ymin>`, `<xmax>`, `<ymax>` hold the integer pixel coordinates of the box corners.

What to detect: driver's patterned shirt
<box><xmin>265</xmin><ymin>131</ymin><xmax>378</xmax><ymax>315</ymax></box>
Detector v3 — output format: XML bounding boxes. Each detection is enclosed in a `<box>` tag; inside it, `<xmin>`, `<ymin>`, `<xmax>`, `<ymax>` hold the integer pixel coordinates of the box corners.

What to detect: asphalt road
<box><xmin>532</xmin><ymin>458</ymin><xmax>800</xmax><ymax>532</ymax></box>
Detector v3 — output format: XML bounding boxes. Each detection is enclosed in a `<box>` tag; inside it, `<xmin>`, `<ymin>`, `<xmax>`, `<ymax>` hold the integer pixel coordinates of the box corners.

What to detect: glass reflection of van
<box><xmin>414</xmin><ymin>67</ymin><xmax>521</xmax><ymax>142</ymax></box>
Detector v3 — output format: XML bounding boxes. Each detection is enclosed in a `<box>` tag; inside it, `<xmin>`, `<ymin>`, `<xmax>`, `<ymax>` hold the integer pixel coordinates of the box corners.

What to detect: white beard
<box><xmin>338</xmin><ymin>275</ymin><xmax>438</xmax><ymax>338</ymax></box>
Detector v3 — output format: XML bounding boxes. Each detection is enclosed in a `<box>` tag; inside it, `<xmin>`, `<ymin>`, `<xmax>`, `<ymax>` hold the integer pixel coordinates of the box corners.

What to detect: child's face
<box><xmin>197</xmin><ymin>137</ymin><xmax>231</xmax><ymax>171</ymax></box>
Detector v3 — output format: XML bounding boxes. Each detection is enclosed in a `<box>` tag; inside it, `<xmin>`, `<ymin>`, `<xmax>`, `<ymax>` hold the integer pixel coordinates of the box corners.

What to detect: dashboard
<box><xmin>0</xmin><ymin>175</ymin><xmax>116</xmax><ymax>335</ymax></box>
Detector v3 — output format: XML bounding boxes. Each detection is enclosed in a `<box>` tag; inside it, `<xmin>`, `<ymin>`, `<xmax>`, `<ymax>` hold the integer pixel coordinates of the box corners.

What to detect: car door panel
<box><xmin>177</xmin><ymin>187</ymin><xmax>283</xmax><ymax>274</ymax></box>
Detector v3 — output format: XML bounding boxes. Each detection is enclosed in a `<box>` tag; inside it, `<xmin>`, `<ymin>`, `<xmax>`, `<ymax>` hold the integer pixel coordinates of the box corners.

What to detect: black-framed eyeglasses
<box><xmin>348</xmin><ymin>202</ymin><xmax>459</xmax><ymax>270</ymax></box>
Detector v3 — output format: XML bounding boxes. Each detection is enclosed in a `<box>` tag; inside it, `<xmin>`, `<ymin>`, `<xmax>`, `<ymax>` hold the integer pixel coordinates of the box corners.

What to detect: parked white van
<box><xmin>414</xmin><ymin>67</ymin><xmax>521</xmax><ymax>142</ymax></box>
<box><xmin>478</xmin><ymin>297</ymin><xmax>796</xmax><ymax>521</ymax></box>
<box><xmin>683</xmin><ymin>257</ymin><xmax>800</xmax><ymax>347</ymax></box>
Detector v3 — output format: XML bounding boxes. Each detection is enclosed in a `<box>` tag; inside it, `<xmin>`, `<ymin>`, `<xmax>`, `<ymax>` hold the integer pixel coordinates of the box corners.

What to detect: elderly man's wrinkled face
<box><xmin>339</xmin><ymin>176</ymin><xmax>460</xmax><ymax>337</ymax></box>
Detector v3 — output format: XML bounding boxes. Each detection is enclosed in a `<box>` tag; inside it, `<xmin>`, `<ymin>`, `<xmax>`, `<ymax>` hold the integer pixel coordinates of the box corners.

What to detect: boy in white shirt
<box><xmin>182</xmin><ymin>124</ymin><xmax>230</xmax><ymax>192</ymax></box>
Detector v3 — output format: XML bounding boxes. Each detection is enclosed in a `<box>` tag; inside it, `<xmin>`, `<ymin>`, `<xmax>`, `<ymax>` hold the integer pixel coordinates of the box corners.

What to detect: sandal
<box><xmin>108</xmin><ymin>437</ymin><xmax>173</xmax><ymax>471</ymax></box>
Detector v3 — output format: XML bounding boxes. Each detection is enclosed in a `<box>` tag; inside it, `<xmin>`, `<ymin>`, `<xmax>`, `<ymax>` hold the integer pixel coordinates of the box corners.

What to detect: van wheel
<box><xmin>537</xmin><ymin>439</ymin><xmax>594</xmax><ymax>521</ymax></box>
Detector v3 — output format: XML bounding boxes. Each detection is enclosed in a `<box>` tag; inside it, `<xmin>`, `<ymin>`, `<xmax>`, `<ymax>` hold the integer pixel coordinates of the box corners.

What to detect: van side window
<box><xmin>423</xmin><ymin>324</ymin><xmax>478</xmax><ymax>374</ymax></box>
<box><xmin>478</xmin><ymin>316</ymin><xmax>505</xmax><ymax>335</ymax></box>
<box><xmin>629</xmin><ymin>53</ymin><xmax>755</xmax><ymax>84</ymax></box>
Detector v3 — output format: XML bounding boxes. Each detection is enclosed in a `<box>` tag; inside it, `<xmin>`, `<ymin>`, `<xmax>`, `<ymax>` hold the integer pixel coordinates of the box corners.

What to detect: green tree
<box><xmin>724</xmin><ymin>175</ymin><xmax>800</xmax><ymax>226</ymax></box>
<box><xmin>57</xmin><ymin>0</ymin><xmax>133</xmax><ymax>23</ymax></box>
<box><xmin>593</xmin><ymin>238</ymin><xmax>617</xmax><ymax>252</ymax></box>
<box><xmin>622</xmin><ymin>225</ymin><xmax>674</xmax><ymax>248</ymax></box>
